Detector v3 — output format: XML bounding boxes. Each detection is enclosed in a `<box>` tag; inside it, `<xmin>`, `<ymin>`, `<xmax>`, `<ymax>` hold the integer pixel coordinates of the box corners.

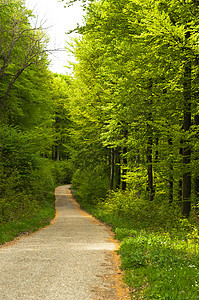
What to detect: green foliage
<box><xmin>103</xmin><ymin>189</ymin><xmax>180</xmax><ymax>230</ymax></box>
<box><xmin>68</xmin><ymin>0</ymin><xmax>199</xmax><ymax>217</ymax></box>
<box><xmin>0</xmin><ymin>125</ymin><xmax>56</xmax><ymax>224</ymax></box>
<box><xmin>0</xmin><ymin>0</ymin><xmax>49</xmax><ymax>109</ymax></box>
<box><xmin>50</xmin><ymin>74</ymin><xmax>72</xmax><ymax>161</ymax></box>
<box><xmin>0</xmin><ymin>200</ymin><xmax>55</xmax><ymax>245</ymax></box>
<box><xmin>53</xmin><ymin>160</ymin><xmax>73</xmax><ymax>185</ymax></box>
<box><xmin>72</xmin><ymin>164</ymin><xmax>110</xmax><ymax>204</ymax></box>
<box><xmin>67</xmin><ymin>2</ymin><xmax>199</xmax><ymax>295</ymax></box>
<box><xmin>0</xmin><ymin>1</ymin><xmax>73</xmax><ymax>244</ymax></box>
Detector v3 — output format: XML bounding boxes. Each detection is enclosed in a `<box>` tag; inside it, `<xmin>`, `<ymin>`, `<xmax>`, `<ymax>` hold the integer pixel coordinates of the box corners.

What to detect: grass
<box><xmin>76</xmin><ymin>196</ymin><xmax>199</xmax><ymax>299</ymax></box>
<box><xmin>0</xmin><ymin>202</ymin><xmax>55</xmax><ymax>245</ymax></box>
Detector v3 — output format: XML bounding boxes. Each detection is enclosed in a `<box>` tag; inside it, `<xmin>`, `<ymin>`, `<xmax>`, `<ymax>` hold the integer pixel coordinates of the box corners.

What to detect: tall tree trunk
<box><xmin>179</xmin><ymin>142</ymin><xmax>183</xmax><ymax>203</ymax></box>
<box><xmin>146</xmin><ymin>80</ymin><xmax>154</xmax><ymax>201</ymax></box>
<box><xmin>54</xmin><ymin>113</ymin><xmax>60</xmax><ymax>161</ymax></box>
<box><xmin>153</xmin><ymin>137</ymin><xmax>159</xmax><ymax>193</ymax></box>
<box><xmin>194</xmin><ymin>116</ymin><xmax>199</xmax><ymax>211</ymax></box>
<box><xmin>182</xmin><ymin>45</ymin><xmax>192</xmax><ymax>217</ymax></box>
<box><xmin>122</xmin><ymin>146</ymin><xmax>127</xmax><ymax>191</ymax></box>
<box><xmin>115</xmin><ymin>147</ymin><xmax>121</xmax><ymax>189</ymax></box>
<box><xmin>56</xmin><ymin>144</ymin><xmax>60</xmax><ymax>161</ymax></box>
<box><xmin>136</xmin><ymin>149</ymin><xmax>141</xmax><ymax>198</ymax></box>
<box><xmin>147</xmin><ymin>133</ymin><xmax>154</xmax><ymax>201</ymax></box>
<box><xmin>110</xmin><ymin>148</ymin><xmax>115</xmax><ymax>191</ymax></box>
<box><xmin>168</xmin><ymin>137</ymin><xmax>173</xmax><ymax>203</ymax></box>
<box><xmin>155</xmin><ymin>137</ymin><xmax>159</xmax><ymax>163</ymax></box>
<box><xmin>194</xmin><ymin>57</ymin><xmax>199</xmax><ymax>211</ymax></box>
<box><xmin>122</xmin><ymin>129</ymin><xmax>128</xmax><ymax>191</ymax></box>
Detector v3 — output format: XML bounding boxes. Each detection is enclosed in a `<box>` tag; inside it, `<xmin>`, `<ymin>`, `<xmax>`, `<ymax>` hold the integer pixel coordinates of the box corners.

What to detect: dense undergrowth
<box><xmin>0</xmin><ymin>158</ymin><xmax>72</xmax><ymax>245</ymax></box>
<box><xmin>0</xmin><ymin>125</ymin><xmax>72</xmax><ymax>245</ymax></box>
<box><xmin>74</xmin><ymin>188</ymin><xmax>199</xmax><ymax>299</ymax></box>
<box><xmin>0</xmin><ymin>198</ymin><xmax>55</xmax><ymax>245</ymax></box>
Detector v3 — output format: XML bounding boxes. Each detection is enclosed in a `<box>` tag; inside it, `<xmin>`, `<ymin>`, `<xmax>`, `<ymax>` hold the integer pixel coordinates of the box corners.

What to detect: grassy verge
<box><xmin>0</xmin><ymin>200</ymin><xmax>55</xmax><ymax>246</ymax></box>
<box><xmin>76</xmin><ymin>198</ymin><xmax>199</xmax><ymax>299</ymax></box>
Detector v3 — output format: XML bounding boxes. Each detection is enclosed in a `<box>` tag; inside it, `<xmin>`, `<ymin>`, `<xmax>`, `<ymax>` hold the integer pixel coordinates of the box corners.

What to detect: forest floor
<box><xmin>0</xmin><ymin>185</ymin><xmax>130</xmax><ymax>299</ymax></box>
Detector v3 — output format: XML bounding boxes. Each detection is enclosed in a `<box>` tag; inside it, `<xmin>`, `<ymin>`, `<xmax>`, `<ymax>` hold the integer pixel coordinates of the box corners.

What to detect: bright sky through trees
<box><xmin>25</xmin><ymin>0</ymin><xmax>84</xmax><ymax>74</ymax></box>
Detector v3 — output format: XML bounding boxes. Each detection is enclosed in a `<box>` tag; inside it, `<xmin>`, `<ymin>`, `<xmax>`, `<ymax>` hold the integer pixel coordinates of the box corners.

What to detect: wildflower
<box><xmin>188</xmin><ymin>264</ymin><xmax>195</xmax><ymax>268</ymax></box>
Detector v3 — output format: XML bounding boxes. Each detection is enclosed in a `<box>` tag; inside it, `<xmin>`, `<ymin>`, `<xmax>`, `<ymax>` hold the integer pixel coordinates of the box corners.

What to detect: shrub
<box><xmin>72</xmin><ymin>164</ymin><xmax>109</xmax><ymax>204</ymax></box>
<box><xmin>53</xmin><ymin>160</ymin><xmax>73</xmax><ymax>185</ymax></box>
<box><xmin>103</xmin><ymin>189</ymin><xmax>180</xmax><ymax>230</ymax></box>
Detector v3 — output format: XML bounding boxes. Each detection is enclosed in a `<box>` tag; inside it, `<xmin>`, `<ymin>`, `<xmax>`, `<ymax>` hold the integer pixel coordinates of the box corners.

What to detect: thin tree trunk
<box><xmin>194</xmin><ymin>56</ymin><xmax>199</xmax><ymax>211</ymax></box>
<box><xmin>179</xmin><ymin>142</ymin><xmax>183</xmax><ymax>203</ymax></box>
<box><xmin>56</xmin><ymin>144</ymin><xmax>60</xmax><ymax>161</ymax></box>
<box><xmin>194</xmin><ymin>57</ymin><xmax>199</xmax><ymax>212</ymax></box>
<box><xmin>115</xmin><ymin>147</ymin><xmax>121</xmax><ymax>189</ymax></box>
<box><xmin>122</xmin><ymin>146</ymin><xmax>127</xmax><ymax>191</ymax></box>
<box><xmin>52</xmin><ymin>147</ymin><xmax>55</xmax><ymax>160</ymax></box>
<box><xmin>182</xmin><ymin>44</ymin><xmax>192</xmax><ymax>217</ymax></box>
<box><xmin>168</xmin><ymin>137</ymin><xmax>173</xmax><ymax>203</ymax></box>
<box><xmin>110</xmin><ymin>148</ymin><xmax>115</xmax><ymax>191</ymax></box>
<box><xmin>136</xmin><ymin>149</ymin><xmax>141</xmax><ymax>198</ymax></box>
<box><xmin>194</xmin><ymin>118</ymin><xmax>199</xmax><ymax>211</ymax></box>
<box><xmin>155</xmin><ymin>137</ymin><xmax>159</xmax><ymax>163</ymax></box>
<box><xmin>147</xmin><ymin>133</ymin><xmax>154</xmax><ymax>201</ymax></box>
<box><xmin>153</xmin><ymin>137</ymin><xmax>159</xmax><ymax>193</ymax></box>
<box><xmin>146</xmin><ymin>80</ymin><xmax>155</xmax><ymax>201</ymax></box>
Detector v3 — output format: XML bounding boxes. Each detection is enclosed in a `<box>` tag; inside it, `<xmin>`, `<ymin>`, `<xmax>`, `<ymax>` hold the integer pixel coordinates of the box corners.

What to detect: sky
<box><xmin>25</xmin><ymin>0</ymin><xmax>85</xmax><ymax>74</ymax></box>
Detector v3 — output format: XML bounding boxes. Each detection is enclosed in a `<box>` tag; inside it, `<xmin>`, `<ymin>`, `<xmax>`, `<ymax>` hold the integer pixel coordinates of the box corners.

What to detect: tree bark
<box><xmin>182</xmin><ymin>46</ymin><xmax>192</xmax><ymax>217</ymax></box>
<box><xmin>136</xmin><ymin>148</ymin><xmax>141</xmax><ymax>198</ymax></box>
<box><xmin>122</xmin><ymin>146</ymin><xmax>127</xmax><ymax>191</ymax></box>
<box><xmin>193</xmin><ymin>56</ymin><xmax>199</xmax><ymax>211</ymax></box>
<box><xmin>115</xmin><ymin>147</ymin><xmax>121</xmax><ymax>189</ymax></box>
<box><xmin>168</xmin><ymin>137</ymin><xmax>173</xmax><ymax>203</ymax></box>
<box><xmin>155</xmin><ymin>137</ymin><xmax>159</xmax><ymax>163</ymax></box>
<box><xmin>56</xmin><ymin>144</ymin><xmax>60</xmax><ymax>161</ymax></box>
<box><xmin>146</xmin><ymin>79</ymin><xmax>155</xmax><ymax>201</ymax></box>
<box><xmin>110</xmin><ymin>148</ymin><xmax>115</xmax><ymax>191</ymax></box>
<box><xmin>147</xmin><ymin>133</ymin><xmax>154</xmax><ymax>201</ymax></box>
<box><xmin>178</xmin><ymin>142</ymin><xmax>183</xmax><ymax>203</ymax></box>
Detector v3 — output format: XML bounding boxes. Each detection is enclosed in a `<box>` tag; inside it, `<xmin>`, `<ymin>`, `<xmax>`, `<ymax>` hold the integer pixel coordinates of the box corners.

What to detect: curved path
<box><xmin>0</xmin><ymin>185</ymin><xmax>130</xmax><ymax>299</ymax></box>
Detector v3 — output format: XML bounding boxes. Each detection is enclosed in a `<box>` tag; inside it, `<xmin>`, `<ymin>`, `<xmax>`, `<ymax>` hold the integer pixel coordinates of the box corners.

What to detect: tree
<box><xmin>142</xmin><ymin>0</ymin><xmax>199</xmax><ymax>216</ymax></box>
<box><xmin>67</xmin><ymin>0</ymin><xmax>199</xmax><ymax>218</ymax></box>
<box><xmin>0</xmin><ymin>0</ymin><xmax>49</xmax><ymax>110</ymax></box>
<box><xmin>0</xmin><ymin>0</ymin><xmax>60</xmax><ymax>224</ymax></box>
<box><xmin>50</xmin><ymin>74</ymin><xmax>71</xmax><ymax>161</ymax></box>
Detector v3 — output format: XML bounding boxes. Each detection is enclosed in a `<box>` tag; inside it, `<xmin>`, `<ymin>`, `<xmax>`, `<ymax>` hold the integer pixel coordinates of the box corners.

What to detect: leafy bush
<box><xmin>103</xmin><ymin>189</ymin><xmax>180</xmax><ymax>230</ymax></box>
<box><xmin>72</xmin><ymin>164</ymin><xmax>109</xmax><ymax>204</ymax></box>
<box><xmin>53</xmin><ymin>160</ymin><xmax>73</xmax><ymax>185</ymax></box>
<box><xmin>0</xmin><ymin>201</ymin><xmax>55</xmax><ymax>245</ymax></box>
<box><xmin>0</xmin><ymin>125</ymin><xmax>56</xmax><ymax>224</ymax></box>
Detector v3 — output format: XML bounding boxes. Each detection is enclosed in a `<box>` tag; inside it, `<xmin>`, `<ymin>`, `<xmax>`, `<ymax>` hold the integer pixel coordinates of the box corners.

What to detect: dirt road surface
<box><xmin>0</xmin><ymin>185</ymin><xmax>130</xmax><ymax>299</ymax></box>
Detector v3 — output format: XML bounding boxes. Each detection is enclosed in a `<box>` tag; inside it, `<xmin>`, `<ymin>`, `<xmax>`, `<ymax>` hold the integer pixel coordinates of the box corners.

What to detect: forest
<box><xmin>1</xmin><ymin>0</ymin><xmax>199</xmax><ymax>298</ymax></box>
<box><xmin>0</xmin><ymin>0</ymin><xmax>72</xmax><ymax>241</ymax></box>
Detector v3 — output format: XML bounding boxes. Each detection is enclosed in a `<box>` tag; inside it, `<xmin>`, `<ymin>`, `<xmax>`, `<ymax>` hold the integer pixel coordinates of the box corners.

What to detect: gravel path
<box><xmin>0</xmin><ymin>185</ymin><xmax>130</xmax><ymax>299</ymax></box>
